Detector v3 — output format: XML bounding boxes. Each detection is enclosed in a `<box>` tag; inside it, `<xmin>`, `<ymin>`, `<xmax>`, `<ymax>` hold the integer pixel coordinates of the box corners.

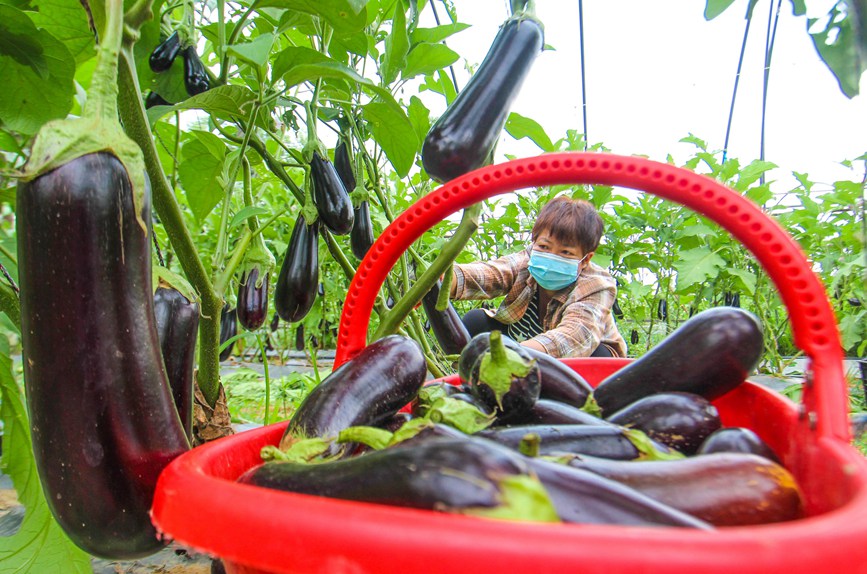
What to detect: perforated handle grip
<box><xmin>335</xmin><ymin>153</ymin><xmax>848</xmax><ymax>440</ymax></box>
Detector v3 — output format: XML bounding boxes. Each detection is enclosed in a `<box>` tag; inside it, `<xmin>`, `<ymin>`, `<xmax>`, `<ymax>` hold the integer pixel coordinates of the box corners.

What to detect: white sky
<box><xmin>418</xmin><ymin>0</ymin><xmax>867</xmax><ymax>193</ymax></box>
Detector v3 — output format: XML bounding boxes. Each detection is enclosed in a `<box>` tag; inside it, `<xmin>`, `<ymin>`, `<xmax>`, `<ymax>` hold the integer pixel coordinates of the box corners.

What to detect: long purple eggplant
<box><xmin>237</xmin><ymin>267</ymin><xmax>269</xmax><ymax>330</ymax></box>
<box><xmin>422</xmin><ymin>280</ymin><xmax>471</xmax><ymax>355</ymax></box>
<box><xmin>477</xmin><ymin>424</ymin><xmax>668</xmax><ymax>460</ymax></box>
<box><xmin>274</xmin><ymin>214</ymin><xmax>319</xmax><ymax>323</ymax></box>
<box><xmin>280</xmin><ymin>335</ymin><xmax>427</xmax><ymax>456</ymax></box>
<box><xmin>153</xmin><ymin>286</ymin><xmax>200</xmax><ymax>440</ymax></box>
<box><xmin>524</xmin><ymin>347</ymin><xmax>594</xmax><ymax>409</ymax></box>
<box><xmin>17</xmin><ymin>153</ymin><xmax>190</xmax><ymax>558</ymax></box>
<box><xmin>499</xmin><ymin>399</ymin><xmax>613</xmax><ymax>427</ymax></box>
<box><xmin>606</xmin><ymin>392</ymin><xmax>721</xmax><ymax>455</ymax></box>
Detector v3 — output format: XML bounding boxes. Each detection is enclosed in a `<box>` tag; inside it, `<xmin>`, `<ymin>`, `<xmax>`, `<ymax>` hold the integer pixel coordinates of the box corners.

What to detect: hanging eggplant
<box><xmin>310</xmin><ymin>151</ymin><xmax>354</xmax><ymax>235</ymax></box>
<box><xmin>421</xmin><ymin>280</ymin><xmax>471</xmax><ymax>355</ymax></box>
<box><xmin>149</xmin><ymin>30</ymin><xmax>182</xmax><ymax>73</ymax></box>
<box><xmin>182</xmin><ymin>45</ymin><xmax>210</xmax><ymax>96</ymax></box>
<box><xmin>236</xmin><ymin>230</ymin><xmax>275</xmax><ymax>331</ymax></box>
<box><xmin>274</xmin><ymin>215</ymin><xmax>319</xmax><ymax>323</ymax></box>
<box><xmin>422</xmin><ymin>10</ymin><xmax>544</xmax><ymax>182</ymax></box>
<box><xmin>219</xmin><ymin>307</ymin><xmax>237</xmax><ymax>361</ymax></box>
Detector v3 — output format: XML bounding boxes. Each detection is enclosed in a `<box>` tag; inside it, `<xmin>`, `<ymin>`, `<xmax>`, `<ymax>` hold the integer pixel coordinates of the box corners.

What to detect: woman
<box><xmin>450</xmin><ymin>196</ymin><xmax>626</xmax><ymax>358</ymax></box>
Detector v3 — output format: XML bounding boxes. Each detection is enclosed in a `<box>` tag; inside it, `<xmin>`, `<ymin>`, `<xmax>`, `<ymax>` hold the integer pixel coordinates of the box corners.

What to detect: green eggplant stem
<box><xmin>84</xmin><ymin>0</ymin><xmax>123</xmax><ymax>123</ymax></box>
<box><xmin>489</xmin><ymin>330</ymin><xmax>507</xmax><ymax>363</ymax></box>
<box><xmin>435</xmin><ymin>262</ymin><xmax>453</xmax><ymax>311</ymax></box>
<box><xmin>117</xmin><ymin>46</ymin><xmax>223</xmax><ymax>407</ymax></box>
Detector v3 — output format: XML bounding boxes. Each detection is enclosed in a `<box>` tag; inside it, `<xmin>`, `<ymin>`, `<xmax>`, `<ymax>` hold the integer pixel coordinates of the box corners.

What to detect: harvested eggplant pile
<box><xmin>240</xmin><ymin>308</ymin><xmax>805</xmax><ymax>529</ymax></box>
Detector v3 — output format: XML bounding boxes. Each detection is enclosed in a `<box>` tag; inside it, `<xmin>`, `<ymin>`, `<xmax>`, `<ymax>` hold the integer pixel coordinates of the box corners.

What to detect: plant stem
<box><xmin>0</xmin><ymin>282</ymin><xmax>20</xmax><ymax>331</ymax></box>
<box><xmin>374</xmin><ymin>202</ymin><xmax>482</xmax><ymax>339</ymax></box>
<box><xmin>85</xmin><ymin>0</ymin><xmax>123</xmax><ymax>123</ymax></box>
<box><xmin>118</xmin><ymin>46</ymin><xmax>223</xmax><ymax>407</ymax></box>
<box><xmin>256</xmin><ymin>332</ymin><xmax>271</xmax><ymax>425</ymax></box>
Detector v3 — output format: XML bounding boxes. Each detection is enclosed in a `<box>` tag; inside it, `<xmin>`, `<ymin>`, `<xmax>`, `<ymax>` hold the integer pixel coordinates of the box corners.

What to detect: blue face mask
<box><xmin>528</xmin><ymin>250</ymin><xmax>587</xmax><ymax>291</ymax></box>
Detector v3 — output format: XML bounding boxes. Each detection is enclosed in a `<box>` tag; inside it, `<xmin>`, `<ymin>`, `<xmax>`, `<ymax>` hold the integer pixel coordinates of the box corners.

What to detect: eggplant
<box><xmin>311</xmin><ymin>151</ymin><xmax>354</xmax><ymax>235</ymax></box>
<box><xmin>241</xmin><ymin>438</ymin><xmax>535</xmax><ymax>515</ymax></box>
<box><xmin>612</xmin><ymin>299</ymin><xmax>624</xmax><ymax>320</ymax></box>
<box><xmin>422</xmin><ymin>13</ymin><xmax>544</xmax><ymax>182</ymax></box>
<box><xmin>153</xmin><ymin>286</ymin><xmax>200</xmax><ymax>440</ymax></box>
<box><xmin>237</xmin><ymin>267</ymin><xmax>269</xmax><ymax>331</ymax></box>
<box><xmin>606</xmin><ymin>392</ymin><xmax>721</xmax><ymax>455</ymax></box>
<box><xmin>219</xmin><ymin>306</ymin><xmax>237</xmax><ymax>361</ymax></box>
<box><xmin>144</xmin><ymin>91</ymin><xmax>171</xmax><ymax>109</ymax></box>
<box><xmin>630</xmin><ymin>329</ymin><xmax>639</xmax><ymax>345</ymax></box>
<box><xmin>411</xmin><ymin>380</ymin><xmax>465</xmax><ymax>416</ymax></box>
<box><xmin>523</xmin><ymin>346</ymin><xmax>594</xmax><ymax>409</ymax></box>
<box><xmin>182</xmin><ymin>46</ymin><xmax>209</xmax><ymax>96</ymax></box>
<box><xmin>274</xmin><ymin>215</ymin><xmax>319</xmax><ymax>323</ymax></box>
<box><xmin>499</xmin><ymin>399</ymin><xmax>612</xmax><ymax>427</ymax></box>
<box><xmin>333</xmin><ymin>139</ymin><xmax>356</xmax><ymax>191</ymax></box>
<box><xmin>458</xmin><ymin>332</ymin><xmax>509</xmax><ymax>382</ymax></box>
<box><xmin>477</xmin><ymin>424</ymin><xmax>672</xmax><ymax>460</ymax></box>
<box><xmin>294</xmin><ymin>324</ymin><xmax>305</xmax><ymax>351</ymax></box>
<box><xmin>568</xmin><ymin>453</ymin><xmax>803</xmax><ymax>526</ymax></box>
<box><xmin>525</xmin><ymin>457</ymin><xmax>711</xmax><ymax>528</ymax></box>
<box><xmin>468</xmin><ymin>331</ymin><xmax>540</xmax><ymax>417</ymax></box>
<box><xmin>378</xmin><ymin>412</ymin><xmax>414</xmax><ymax>433</ymax></box>
<box><xmin>279</xmin><ymin>335</ymin><xmax>427</xmax><ymax>456</ymax></box>
<box><xmin>697</xmin><ymin>427</ymin><xmax>782</xmax><ymax>464</ymax></box>
<box><xmin>450</xmin><ymin>392</ymin><xmax>495</xmax><ymax>416</ymax></box>
<box><xmin>350</xmin><ymin>200</ymin><xmax>375</xmax><ymax>260</ymax></box>
<box><xmin>421</xmin><ymin>280</ymin><xmax>471</xmax><ymax>355</ymax></box>
<box><xmin>594</xmin><ymin>307</ymin><xmax>763</xmax><ymax>416</ymax></box>
<box><xmin>17</xmin><ymin>152</ymin><xmax>190</xmax><ymax>558</ymax></box>
<box><xmin>149</xmin><ymin>30</ymin><xmax>181</xmax><ymax>73</ymax></box>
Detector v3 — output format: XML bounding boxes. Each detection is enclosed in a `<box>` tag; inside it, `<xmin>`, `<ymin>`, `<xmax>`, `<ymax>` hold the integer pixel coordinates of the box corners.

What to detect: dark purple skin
<box><xmin>311</xmin><ymin>151</ymin><xmax>354</xmax><ymax>235</ymax></box>
<box><xmin>333</xmin><ymin>139</ymin><xmax>356</xmax><ymax>191</ymax></box>
<box><xmin>697</xmin><ymin>427</ymin><xmax>782</xmax><ymax>464</ymax></box>
<box><xmin>219</xmin><ymin>306</ymin><xmax>237</xmax><ymax>361</ymax></box>
<box><xmin>153</xmin><ymin>286</ymin><xmax>200</xmax><ymax>441</ymax></box>
<box><xmin>594</xmin><ymin>307</ymin><xmax>764</xmax><ymax>416</ymax></box>
<box><xmin>350</xmin><ymin>200</ymin><xmax>375</xmax><ymax>260</ymax></box>
<box><xmin>149</xmin><ymin>30</ymin><xmax>181</xmax><ymax>73</ymax></box>
<box><xmin>242</xmin><ymin>438</ymin><xmax>530</xmax><ymax>512</ymax></box>
<box><xmin>378</xmin><ymin>412</ymin><xmax>414</xmax><ymax>433</ymax></box>
<box><xmin>498</xmin><ymin>399</ymin><xmax>613</xmax><ymax>427</ymax></box>
<box><xmin>606</xmin><ymin>392</ymin><xmax>721</xmax><ymax>455</ymax></box>
<box><xmin>280</xmin><ymin>335</ymin><xmax>427</xmax><ymax>456</ymax></box>
<box><xmin>450</xmin><ymin>392</ymin><xmax>495</xmax><ymax>416</ymax></box>
<box><xmin>457</xmin><ymin>332</ymin><xmax>499</xmax><ymax>382</ymax></box>
<box><xmin>274</xmin><ymin>215</ymin><xmax>319</xmax><ymax>323</ymax></box>
<box><xmin>182</xmin><ymin>46</ymin><xmax>209</xmax><ymax>96</ymax></box>
<box><xmin>469</xmin><ymin>332</ymin><xmax>540</xmax><ymax>417</ymax></box>
<box><xmin>237</xmin><ymin>267</ymin><xmax>269</xmax><ymax>331</ymax></box>
<box><xmin>477</xmin><ymin>424</ymin><xmax>647</xmax><ymax>460</ymax></box>
<box><xmin>422</xmin><ymin>15</ymin><xmax>544</xmax><ymax>182</ymax></box>
<box><xmin>422</xmin><ymin>280</ymin><xmax>471</xmax><ymax>355</ymax></box>
<box><xmin>17</xmin><ymin>152</ymin><xmax>190</xmax><ymax>558</ymax></box>
<box><xmin>525</xmin><ymin>457</ymin><xmax>711</xmax><ymax>529</ymax></box>
<box><xmin>523</xmin><ymin>346</ymin><xmax>594</xmax><ymax>409</ymax></box>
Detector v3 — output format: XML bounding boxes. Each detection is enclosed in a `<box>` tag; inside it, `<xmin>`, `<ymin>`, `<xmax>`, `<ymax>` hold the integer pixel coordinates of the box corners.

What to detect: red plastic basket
<box><xmin>152</xmin><ymin>153</ymin><xmax>867</xmax><ymax>574</ymax></box>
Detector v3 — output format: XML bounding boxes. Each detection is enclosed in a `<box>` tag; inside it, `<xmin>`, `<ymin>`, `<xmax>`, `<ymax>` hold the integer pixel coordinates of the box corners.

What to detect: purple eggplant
<box><xmin>606</xmin><ymin>392</ymin><xmax>721</xmax><ymax>455</ymax></box>
<box><xmin>274</xmin><ymin>215</ymin><xmax>319</xmax><ymax>323</ymax></box>
<box><xmin>697</xmin><ymin>427</ymin><xmax>781</xmax><ymax>464</ymax></box>
<box><xmin>499</xmin><ymin>399</ymin><xmax>613</xmax><ymax>427</ymax></box>
<box><xmin>524</xmin><ymin>346</ymin><xmax>594</xmax><ymax>409</ymax></box>
<box><xmin>467</xmin><ymin>330</ymin><xmax>540</xmax><ymax>418</ymax></box>
<box><xmin>237</xmin><ymin>267</ymin><xmax>269</xmax><ymax>330</ymax></box>
<box><xmin>311</xmin><ymin>151</ymin><xmax>353</xmax><ymax>235</ymax></box>
<box><xmin>219</xmin><ymin>306</ymin><xmax>237</xmax><ymax>361</ymax></box>
<box><xmin>422</xmin><ymin>280</ymin><xmax>472</xmax><ymax>355</ymax></box>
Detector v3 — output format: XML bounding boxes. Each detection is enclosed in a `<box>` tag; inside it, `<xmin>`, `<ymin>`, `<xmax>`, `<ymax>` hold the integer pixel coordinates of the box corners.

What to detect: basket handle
<box><xmin>335</xmin><ymin>153</ymin><xmax>849</xmax><ymax>441</ymax></box>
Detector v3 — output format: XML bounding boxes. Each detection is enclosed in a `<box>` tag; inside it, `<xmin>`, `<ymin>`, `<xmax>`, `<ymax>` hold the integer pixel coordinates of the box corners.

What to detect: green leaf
<box><xmin>402</xmin><ymin>42</ymin><xmax>459</xmax><ymax>81</ymax></box>
<box><xmin>363</xmin><ymin>100</ymin><xmax>418</xmax><ymax>177</ymax></box>
<box><xmin>410</xmin><ymin>22</ymin><xmax>470</xmax><ymax>44</ymax></box>
<box><xmin>737</xmin><ymin>160</ymin><xmax>777</xmax><ymax>188</ymax></box>
<box><xmin>0</xmin><ymin>341</ymin><xmax>92</xmax><ymax>572</ymax></box>
<box><xmin>0</xmin><ymin>5</ymin><xmax>75</xmax><ymax>134</ymax></box>
<box><xmin>839</xmin><ymin>310</ymin><xmax>866</xmax><ymax>351</ymax></box>
<box><xmin>505</xmin><ymin>112</ymin><xmax>555</xmax><ymax>152</ymax></box>
<box><xmin>407</xmin><ymin>95</ymin><xmax>430</xmax><ymax>144</ymax></box>
<box><xmin>425</xmin><ymin>396</ymin><xmax>496</xmax><ymax>434</ymax></box>
<box><xmin>704</xmin><ymin>0</ymin><xmax>737</xmax><ymax>19</ymax></box>
<box><xmin>725</xmin><ymin>267</ymin><xmax>757</xmax><ymax>295</ymax></box>
<box><xmin>178</xmin><ymin>132</ymin><xmax>227</xmax><ymax>221</ymax></box>
<box><xmin>255</xmin><ymin>0</ymin><xmax>367</xmax><ymax>34</ymax></box>
<box><xmin>228</xmin><ymin>33</ymin><xmax>275</xmax><ymax>70</ymax></box>
<box><xmin>170</xmin><ymin>85</ymin><xmax>258</xmax><ymax>121</ymax></box>
<box><xmin>29</xmin><ymin>0</ymin><xmax>93</xmax><ymax>64</ymax></box>
<box><xmin>808</xmin><ymin>4</ymin><xmax>866</xmax><ymax>98</ymax></box>
<box><xmin>272</xmin><ymin>46</ymin><xmax>330</xmax><ymax>80</ymax></box>
<box><xmin>381</xmin><ymin>2</ymin><xmax>409</xmax><ymax>85</ymax></box>
<box><xmin>674</xmin><ymin>247</ymin><xmax>726</xmax><ymax>290</ymax></box>
<box><xmin>230</xmin><ymin>206</ymin><xmax>271</xmax><ymax>229</ymax></box>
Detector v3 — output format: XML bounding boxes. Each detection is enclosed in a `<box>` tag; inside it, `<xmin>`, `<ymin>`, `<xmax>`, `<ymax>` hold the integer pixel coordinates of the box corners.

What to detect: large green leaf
<box><xmin>674</xmin><ymin>247</ymin><xmax>726</xmax><ymax>290</ymax></box>
<box><xmin>30</xmin><ymin>0</ymin><xmax>93</xmax><ymax>64</ymax></box>
<box><xmin>505</xmin><ymin>112</ymin><xmax>555</xmax><ymax>152</ymax></box>
<box><xmin>410</xmin><ymin>22</ymin><xmax>470</xmax><ymax>44</ymax></box>
<box><xmin>0</xmin><ymin>341</ymin><xmax>92</xmax><ymax>573</ymax></box>
<box><xmin>255</xmin><ymin>0</ymin><xmax>367</xmax><ymax>34</ymax></box>
<box><xmin>363</xmin><ymin>100</ymin><xmax>418</xmax><ymax>177</ymax></box>
<box><xmin>704</xmin><ymin>0</ymin><xmax>737</xmax><ymax>20</ymax></box>
<box><xmin>402</xmin><ymin>42</ymin><xmax>459</xmax><ymax>81</ymax></box>
<box><xmin>0</xmin><ymin>5</ymin><xmax>75</xmax><ymax>134</ymax></box>
<box><xmin>725</xmin><ymin>267</ymin><xmax>757</xmax><ymax>295</ymax></box>
<box><xmin>228</xmin><ymin>33</ymin><xmax>275</xmax><ymax>70</ymax></box>
<box><xmin>407</xmin><ymin>95</ymin><xmax>430</xmax><ymax>144</ymax></box>
<box><xmin>272</xmin><ymin>46</ymin><xmax>330</xmax><ymax>80</ymax></box>
<box><xmin>381</xmin><ymin>2</ymin><xmax>408</xmax><ymax>85</ymax></box>
<box><xmin>808</xmin><ymin>3</ymin><xmax>865</xmax><ymax>98</ymax></box>
<box><xmin>178</xmin><ymin>132</ymin><xmax>227</xmax><ymax>221</ymax></box>
<box><xmin>148</xmin><ymin>85</ymin><xmax>258</xmax><ymax>124</ymax></box>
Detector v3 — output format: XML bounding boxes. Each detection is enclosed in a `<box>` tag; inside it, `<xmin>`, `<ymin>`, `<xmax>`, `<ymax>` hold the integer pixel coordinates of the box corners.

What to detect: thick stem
<box><xmin>84</xmin><ymin>0</ymin><xmax>123</xmax><ymax>122</ymax></box>
<box><xmin>117</xmin><ymin>46</ymin><xmax>223</xmax><ymax>407</ymax></box>
<box><xmin>374</xmin><ymin>202</ymin><xmax>482</xmax><ymax>339</ymax></box>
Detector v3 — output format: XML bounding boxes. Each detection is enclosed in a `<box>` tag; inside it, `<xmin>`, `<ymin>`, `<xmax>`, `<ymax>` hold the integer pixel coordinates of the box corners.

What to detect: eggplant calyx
<box><xmin>239</xmin><ymin>236</ymin><xmax>276</xmax><ymax>288</ymax></box>
<box><xmin>581</xmin><ymin>394</ymin><xmax>602</xmax><ymax>418</ymax></box>
<box><xmin>462</xmin><ymin>474</ymin><xmax>559</xmax><ymax>523</ymax></box>
<box><xmin>426</xmin><ymin>396</ymin><xmax>495</xmax><ymax>434</ymax></box>
<box><xmin>478</xmin><ymin>331</ymin><xmax>535</xmax><ymax>409</ymax></box>
<box><xmin>518</xmin><ymin>433</ymin><xmax>541</xmax><ymax>457</ymax></box>
<box><xmin>336</xmin><ymin>426</ymin><xmax>393</xmax><ymax>450</ymax></box>
<box><xmin>261</xmin><ymin>437</ymin><xmax>336</xmax><ymax>464</ymax></box>
<box><xmin>623</xmin><ymin>428</ymin><xmax>686</xmax><ymax>461</ymax></box>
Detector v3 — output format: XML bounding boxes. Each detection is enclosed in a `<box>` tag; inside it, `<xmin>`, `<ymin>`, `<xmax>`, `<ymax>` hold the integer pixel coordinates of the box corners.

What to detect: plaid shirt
<box><xmin>453</xmin><ymin>250</ymin><xmax>627</xmax><ymax>358</ymax></box>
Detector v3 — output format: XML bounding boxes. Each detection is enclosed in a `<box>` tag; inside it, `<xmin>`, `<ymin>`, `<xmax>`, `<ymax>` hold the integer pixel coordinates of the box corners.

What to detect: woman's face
<box><xmin>532</xmin><ymin>232</ymin><xmax>589</xmax><ymax>265</ymax></box>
